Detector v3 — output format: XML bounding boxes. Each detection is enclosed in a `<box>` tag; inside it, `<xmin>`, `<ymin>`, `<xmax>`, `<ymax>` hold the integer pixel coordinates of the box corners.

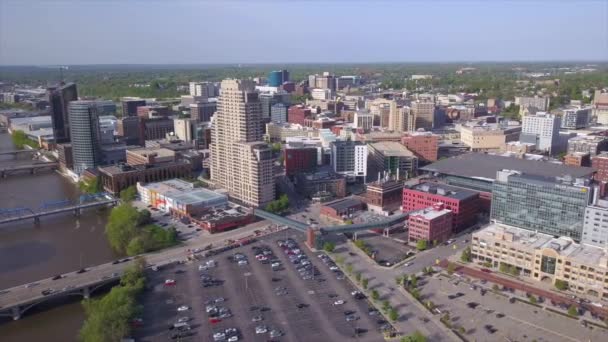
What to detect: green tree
<box><xmin>119</xmin><ymin>186</ymin><xmax>137</xmax><ymax>202</ymax></box>
<box><xmin>416</xmin><ymin>239</ymin><xmax>428</xmax><ymax>251</ymax></box>
<box><xmin>362</xmin><ymin>278</ymin><xmax>369</xmax><ymax>290</ymax></box>
<box><xmin>410</xmin><ymin>288</ymin><xmax>421</xmax><ymax>300</ymax></box>
<box><xmin>344</xmin><ymin>219</ymin><xmax>354</xmax><ymax>225</ymax></box>
<box><xmin>529</xmin><ymin>295</ymin><xmax>537</xmax><ymax>304</ymax></box>
<box><xmin>395</xmin><ymin>275</ymin><xmax>404</xmax><ymax>286</ymax></box>
<box><xmin>388</xmin><ymin>307</ymin><xmax>399</xmax><ymax>322</ymax></box>
<box><xmin>345</xmin><ymin>264</ymin><xmax>354</xmax><ymax>275</ymax></box>
<box><xmin>382</xmin><ymin>300</ymin><xmax>391</xmax><ymax>312</ymax></box>
<box><xmin>555</xmin><ymin>279</ymin><xmax>569</xmax><ymax>291</ymax></box>
<box><xmin>568</xmin><ymin>304</ymin><xmax>578</xmax><ymax>317</ymax></box>
<box><xmin>425</xmin><ymin>300</ymin><xmax>435</xmax><ymax>310</ymax></box>
<box><xmin>492</xmin><ymin>284</ymin><xmax>500</xmax><ymax>292</ymax></box>
<box><xmin>11</xmin><ymin>130</ymin><xmax>39</xmax><ymax>149</ymax></box>
<box><xmin>78</xmin><ymin>176</ymin><xmax>102</xmax><ymax>194</ymax></box>
<box><xmin>371</xmin><ymin>289</ymin><xmax>379</xmax><ymax>301</ymax></box>
<box><xmin>126</xmin><ymin>237</ymin><xmax>146</xmax><ymax>256</ymax></box>
<box><xmin>323</xmin><ymin>241</ymin><xmax>335</xmax><ymax>253</ymax></box>
<box><xmin>410</xmin><ymin>275</ymin><xmax>418</xmax><ymax>288</ymax></box>
<box><xmin>447</xmin><ymin>262</ymin><xmax>456</xmax><ymax>275</ymax></box>
<box><xmin>460</xmin><ymin>247</ymin><xmax>472</xmax><ymax>263</ymax></box>
<box><xmin>355</xmin><ymin>272</ymin><xmax>362</xmax><ymax>283</ymax></box>
<box><xmin>401</xmin><ymin>331</ymin><xmax>427</xmax><ymax>342</ymax></box>
<box><xmin>499</xmin><ymin>262</ymin><xmax>509</xmax><ymax>273</ymax></box>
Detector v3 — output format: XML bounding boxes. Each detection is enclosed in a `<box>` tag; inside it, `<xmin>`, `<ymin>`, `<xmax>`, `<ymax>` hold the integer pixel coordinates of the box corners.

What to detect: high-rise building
<box><xmin>593</xmin><ymin>89</ymin><xmax>608</xmax><ymax>124</ymax></box>
<box><xmin>353</xmin><ymin>111</ymin><xmax>374</xmax><ymax>131</ymax></box>
<box><xmin>268</xmin><ymin>70</ymin><xmax>289</xmax><ymax>87</ymax></box>
<box><xmin>270</xmin><ymin>103</ymin><xmax>288</xmax><ymax>124</ymax></box>
<box><xmin>68</xmin><ymin>101</ymin><xmax>101</xmax><ymax>174</ymax></box>
<box><xmin>520</xmin><ymin>112</ymin><xmax>561</xmax><ymax>154</ymax></box>
<box><xmin>48</xmin><ymin>83</ymin><xmax>78</xmax><ymax>143</ymax></box>
<box><xmin>117</xmin><ymin>116</ymin><xmax>140</xmax><ymax>145</ymax></box>
<box><xmin>491</xmin><ymin>170</ymin><xmax>593</xmax><ymax>241</ymax></box>
<box><xmin>121</xmin><ymin>98</ymin><xmax>146</xmax><ymax>117</ymax></box>
<box><xmin>593</xmin><ymin>153</ymin><xmax>608</xmax><ymax>182</ymax></box>
<box><xmin>330</xmin><ymin>140</ymin><xmax>367</xmax><ymax>179</ymax></box>
<box><xmin>189</xmin><ymin>99</ymin><xmax>217</xmax><ymax>122</ymax></box>
<box><xmin>368</xmin><ymin>142</ymin><xmax>417</xmax><ymax>180</ymax></box>
<box><xmin>567</xmin><ymin>136</ymin><xmax>608</xmax><ymax>156</ymax></box>
<box><xmin>189</xmin><ymin>81</ymin><xmax>215</xmax><ymax>98</ymax></box>
<box><xmin>260</xmin><ymin>92</ymin><xmax>291</xmax><ymax>121</ymax></box>
<box><xmin>210</xmin><ymin>79</ymin><xmax>274</xmax><ymax>207</ymax></box>
<box><xmin>411</xmin><ymin>100</ymin><xmax>435</xmax><ymax>130</ymax></box>
<box><xmin>516</xmin><ymin>96</ymin><xmax>550</xmax><ymax>116</ymax></box>
<box><xmin>561</xmin><ymin>106</ymin><xmax>591</xmax><ymax>129</ymax></box>
<box><xmin>582</xmin><ymin>199</ymin><xmax>608</xmax><ymax>248</ymax></box>
<box><xmin>174</xmin><ymin>118</ymin><xmax>197</xmax><ymax>143</ymax></box>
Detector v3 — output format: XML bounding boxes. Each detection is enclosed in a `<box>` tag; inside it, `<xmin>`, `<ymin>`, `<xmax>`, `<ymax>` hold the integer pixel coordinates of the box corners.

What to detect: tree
<box><xmin>323</xmin><ymin>241</ymin><xmax>335</xmax><ymax>253</ymax></box>
<box><xmin>416</xmin><ymin>239</ymin><xmax>428</xmax><ymax>251</ymax></box>
<box><xmin>335</xmin><ymin>256</ymin><xmax>345</xmax><ymax>265</ymax></box>
<box><xmin>355</xmin><ymin>272</ymin><xmax>362</xmax><ymax>283</ymax></box>
<box><xmin>371</xmin><ymin>289</ymin><xmax>379</xmax><ymax>301</ymax></box>
<box><xmin>446</xmin><ymin>262</ymin><xmax>456</xmax><ymax>275</ymax></box>
<box><xmin>345</xmin><ymin>264</ymin><xmax>354</xmax><ymax>275</ymax></box>
<box><xmin>344</xmin><ymin>219</ymin><xmax>354</xmax><ymax>225</ymax></box>
<box><xmin>382</xmin><ymin>300</ymin><xmax>391</xmax><ymax>312</ymax></box>
<box><xmin>492</xmin><ymin>284</ymin><xmax>500</xmax><ymax>292</ymax></box>
<box><xmin>401</xmin><ymin>331</ymin><xmax>427</xmax><ymax>342</ymax></box>
<box><xmin>388</xmin><ymin>307</ymin><xmax>399</xmax><ymax>322</ymax></box>
<box><xmin>499</xmin><ymin>262</ymin><xmax>509</xmax><ymax>274</ymax></box>
<box><xmin>79</xmin><ymin>176</ymin><xmax>102</xmax><ymax>194</ymax></box>
<box><xmin>410</xmin><ymin>275</ymin><xmax>418</xmax><ymax>288</ymax></box>
<box><xmin>410</xmin><ymin>288</ymin><xmax>421</xmax><ymax>300</ymax></box>
<box><xmin>425</xmin><ymin>300</ymin><xmax>435</xmax><ymax>310</ymax></box>
<box><xmin>460</xmin><ymin>247</ymin><xmax>472</xmax><ymax>263</ymax></box>
<box><xmin>568</xmin><ymin>304</ymin><xmax>578</xmax><ymax>317</ymax></box>
<box><xmin>529</xmin><ymin>295</ymin><xmax>538</xmax><ymax>304</ymax></box>
<box><xmin>555</xmin><ymin>279</ymin><xmax>569</xmax><ymax>291</ymax></box>
<box><xmin>395</xmin><ymin>275</ymin><xmax>404</xmax><ymax>286</ymax></box>
<box><xmin>361</xmin><ymin>278</ymin><xmax>369</xmax><ymax>290</ymax></box>
<box><xmin>11</xmin><ymin>130</ymin><xmax>39</xmax><ymax>149</ymax></box>
<box><xmin>119</xmin><ymin>186</ymin><xmax>137</xmax><ymax>202</ymax></box>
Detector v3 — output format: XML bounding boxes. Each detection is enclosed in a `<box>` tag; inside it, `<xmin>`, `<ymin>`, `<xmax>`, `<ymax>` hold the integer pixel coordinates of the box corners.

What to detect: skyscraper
<box><xmin>68</xmin><ymin>101</ymin><xmax>101</xmax><ymax>174</ymax></box>
<box><xmin>48</xmin><ymin>82</ymin><xmax>78</xmax><ymax>143</ymax></box>
<box><xmin>268</xmin><ymin>70</ymin><xmax>289</xmax><ymax>87</ymax></box>
<box><xmin>121</xmin><ymin>98</ymin><xmax>146</xmax><ymax>117</ymax></box>
<box><xmin>411</xmin><ymin>100</ymin><xmax>435</xmax><ymax>130</ymax></box>
<box><xmin>210</xmin><ymin>79</ymin><xmax>274</xmax><ymax>207</ymax></box>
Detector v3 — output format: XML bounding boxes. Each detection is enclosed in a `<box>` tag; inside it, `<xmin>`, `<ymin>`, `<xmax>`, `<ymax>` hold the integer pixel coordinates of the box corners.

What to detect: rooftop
<box><xmin>323</xmin><ymin>198</ymin><xmax>364</xmax><ymax>211</ymax></box>
<box><xmin>420</xmin><ymin>153</ymin><xmax>595</xmax><ymax>181</ymax></box>
<box><xmin>475</xmin><ymin>223</ymin><xmax>608</xmax><ymax>267</ymax></box>
<box><xmin>410</xmin><ymin>206</ymin><xmax>452</xmax><ymax>220</ymax></box>
<box><xmin>127</xmin><ymin>147</ymin><xmax>175</xmax><ymax>159</ymax></box>
<box><xmin>140</xmin><ymin>179</ymin><xmax>227</xmax><ymax>205</ymax></box>
<box><xmin>409</xmin><ymin>182</ymin><xmax>479</xmax><ymax>200</ymax></box>
<box><xmin>370</xmin><ymin>141</ymin><xmax>414</xmax><ymax>157</ymax></box>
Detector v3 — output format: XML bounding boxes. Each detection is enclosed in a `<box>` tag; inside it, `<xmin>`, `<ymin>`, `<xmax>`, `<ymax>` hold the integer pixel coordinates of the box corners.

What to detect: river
<box><xmin>0</xmin><ymin>132</ymin><xmax>118</xmax><ymax>341</ymax></box>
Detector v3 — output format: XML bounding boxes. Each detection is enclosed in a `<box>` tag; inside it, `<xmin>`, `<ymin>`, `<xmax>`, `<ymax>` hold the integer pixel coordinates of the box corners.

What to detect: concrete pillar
<box><xmin>74</xmin><ymin>208</ymin><xmax>80</xmax><ymax>217</ymax></box>
<box><xmin>83</xmin><ymin>287</ymin><xmax>90</xmax><ymax>299</ymax></box>
<box><xmin>306</xmin><ymin>227</ymin><xmax>316</xmax><ymax>250</ymax></box>
<box><xmin>12</xmin><ymin>307</ymin><xmax>21</xmax><ymax>320</ymax></box>
<box><xmin>353</xmin><ymin>232</ymin><xmax>358</xmax><ymax>241</ymax></box>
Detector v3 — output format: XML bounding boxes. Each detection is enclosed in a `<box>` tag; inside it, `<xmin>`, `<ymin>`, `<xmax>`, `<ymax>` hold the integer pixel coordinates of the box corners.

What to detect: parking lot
<box><xmin>348</xmin><ymin>231</ymin><xmax>413</xmax><ymax>266</ymax></box>
<box><xmin>417</xmin><ymin>274</ymin><xmax>608</xmax><ymax>342</ymax></box>
<box><xmin>134</xmin><ymin>230</ymin><xmax>387</xmax><ymax>341</ymax></box>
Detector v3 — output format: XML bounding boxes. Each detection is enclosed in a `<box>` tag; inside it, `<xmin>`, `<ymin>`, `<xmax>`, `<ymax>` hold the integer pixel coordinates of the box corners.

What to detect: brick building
<box><xmin>288</xmin><ymin>105</ymin><xmax>311</xmax><ymax>125</ymax></box>
<box><xmin>401</xmin><ymin>132</ymin><xmax>439</xmax><ymax>162</ymax></box>
<box><xmin>593</xmin><ymin>152</ymin><xmax>608</xmax><ymax>182</ymax></box>
<box><xmin>284</xmin><ymin>145</ymin><xmax>318</xmax><ymax>177</ymax></box>
<box><xmin>403</xmin><ymin>182</ymin><xmax>479</xmax><ymax>233</ymax></box>
<box><xmin>99</xmin><ymin>162</ymin><xmax>192</xmax><ymax>194</ymax></box>
<box><xmin>363</xmin><ymin>180</ymin><xmax>404</xmax><ymax>214</ymax></box>
<box><xmin>320</xmin><ymin>198</ymin><xmax>365</xmax><ymax>220</ymax></box>
<box><xmin>295</xmin><ymin>171</ymin><xmax>346</xmax><ymax>200</ymax></box>
<box><xmin>564</xmin><ymin>152</ymin><xmax>591</xmax><ymax>167</ymax></box>
<box><xmin>408</xmin><ymin>203</ymin><xmax>453</xmax><ymax>244</ymax></box>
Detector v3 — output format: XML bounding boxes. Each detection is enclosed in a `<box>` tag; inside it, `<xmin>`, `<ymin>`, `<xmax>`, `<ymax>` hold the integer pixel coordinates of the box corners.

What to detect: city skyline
<box><xmin>1</xmin><ymin>1</ymin><xmax>607</xmax><ymax>65</ymax></box>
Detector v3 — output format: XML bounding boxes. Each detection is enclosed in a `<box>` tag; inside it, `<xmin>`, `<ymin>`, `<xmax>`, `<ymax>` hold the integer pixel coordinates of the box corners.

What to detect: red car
<box><xmin>481</xmin><ymin>268</ymin><xmax>492</xmax><ymax>273</ymax></box>
<box><xmin>209</xmin><ymin>318</ymin><xmax>221</xmax><ymax>324</ymax></box>
<box><xmin>164</xmin><ymin>279</ymin><xmax>176</xmax><ymax>286</ymax></box>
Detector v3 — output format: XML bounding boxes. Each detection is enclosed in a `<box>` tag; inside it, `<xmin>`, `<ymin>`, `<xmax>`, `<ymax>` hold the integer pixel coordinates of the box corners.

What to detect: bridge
<box><xmin>0</xmin><ymin>162</ymin><xmax>58</xmax><ymax>178</ymax></box>
<box><xmin>0</xmin><ymin>193</ymin><xmax>118</xmax><ymax>226</ymax></box>
<box><xmin>0</xmin><ymin>149</ymin><xmax>38</xmax><ymax>157</ymax></box>
<box><xmin>0</xmin><ymin>224</ymin><xmax>274</xmax><ymax>320</ymax></box>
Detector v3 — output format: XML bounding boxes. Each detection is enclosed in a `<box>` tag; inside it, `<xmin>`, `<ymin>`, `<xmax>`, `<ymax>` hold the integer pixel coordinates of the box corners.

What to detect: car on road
<box><xmin>41</xmin><ymin>289</ymin><xmax>54</xmax><ymax>296</ymax></box>
<box><xmin>333</xmin><ymin>299</ymin><xmax>345</xmax><ymax>305</ymax></box>
<box><xmin>213</xmin><ymin>332</ymin><xmax>226</xmax><ymax>341</ymax></box>
<box><xmin>164</xmin><ymin>279</ymin><xmax>176</xmax><ymax>286</ymax></box>
<box><xmin>481</xmin><ymin>268</ymin><xmax>492</xmax><ymax>273</ymax></box>
<box><xmin>76</xmin><ymin>268</ymin><xmax>87</xmax><ymax>274</ymax></box>
<box><xmin>252</xmin><ymin>316</ymin><xmax>263</xmax><ymax>322</ymax></box>
<box><xmin>177</xmin><ymin>305</ymin><xmax>190</xmax><ymax>312</ymax></box>
<box><xmin>344</xmin><ymin>310</ymin><xmax>355</xmax><ymax>316</ymax></box>
<box><xmin>269</xmin><ymin>329</ymin><xmax>283</xmax><ymax>338</ymax></box>
<box><xmin>177</xmin><ymin>317</ymin><xmax>191</xmax><ymax>323</ymax></box>
<box><xmin>345</xmin><ymin>315</ymin><xmax>359</xmax><ymax>322</ymax></box>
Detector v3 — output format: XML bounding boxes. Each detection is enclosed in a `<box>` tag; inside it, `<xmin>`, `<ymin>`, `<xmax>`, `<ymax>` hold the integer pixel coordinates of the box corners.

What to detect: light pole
<box><xmin>244</xmin><ymin>272</ymin><xmax>252</xmax><ymax>291</ymax></box>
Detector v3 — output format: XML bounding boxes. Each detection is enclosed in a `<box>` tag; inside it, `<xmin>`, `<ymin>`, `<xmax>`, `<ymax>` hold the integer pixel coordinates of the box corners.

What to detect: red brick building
<box><xmin>288</xmin><ymin>105</ymin><xmax>311</xmax><ymax>125</ymax></box>
<box><xmin>363</xmin><ymin>180</ymin><xmax>404</xmax><ymax>214</ymax></box>
<box><xmin>401</xmin><ymin>132</ymin><xmax>439</xmax><ymax>162</ymax></box>
<box><xmin>564</xmin><ymin>152</ymin><xmax>591</xmax><ymax>167</ymax></box>
<box><xmin>284</xmin><ymin>146</ymin><xmax>317</xmax><ymax>177</ymax></box>
<box><xmin>403</xmin><ymin>182</ymin><xmax>479</xmax><ymax>233</ymax></box>
<box><xmin>408</xmin><ymin>203</ymin><xmax>453</xmax><ymax>244</ymax></box>
<box><xmin>593</xmin><ymin>152</ymin><xmax>608</xmax><ymax>182</ymax></box>
<box><xmin>320</xmin><ymin>198</ymin><xmax>365</xmax><ymax>220</ymax></box>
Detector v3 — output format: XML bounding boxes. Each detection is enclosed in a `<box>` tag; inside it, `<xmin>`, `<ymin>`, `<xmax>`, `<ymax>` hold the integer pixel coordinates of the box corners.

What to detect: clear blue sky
<box><xmin>1</xmin><ymin>0</ymin><xmax>607</xmax><ymax>65</ymax></box>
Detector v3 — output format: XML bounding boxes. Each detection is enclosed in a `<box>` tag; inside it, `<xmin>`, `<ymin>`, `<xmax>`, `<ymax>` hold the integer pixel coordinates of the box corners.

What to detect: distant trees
<box><xmin>11</xmin><ymin>130</ymin><xmax>39</xmax><ymax>149</ymax></box>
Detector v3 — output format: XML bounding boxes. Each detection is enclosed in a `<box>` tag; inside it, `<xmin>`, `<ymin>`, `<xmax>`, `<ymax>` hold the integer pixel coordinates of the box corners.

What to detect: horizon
<box><xmin>1</xmin><ymin>1</ymin><xmax>607</xmax><ymax>65</ymax></box>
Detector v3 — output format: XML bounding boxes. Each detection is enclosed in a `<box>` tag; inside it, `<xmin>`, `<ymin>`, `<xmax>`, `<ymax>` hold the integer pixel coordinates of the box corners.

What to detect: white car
<box><xmin>213</xmin><ymin>332</ymin><xmax>225</xmax><ymax>341</ymax></box>
<box><xmin>333</xmin><ymin>300</ymin><xmax>345</xmax><ymax>305</ymax></box>
<box><xmin>228</xmin><ymin>336</ymin><xmax>239</xmax><ymax>342</ymax></box>
<box><xmin>255</xmin><ymin>326</ymin><xmax>268</xmax><ymax>334</ymax></box>
<box><xmin>238</xmin><ymin>260</ymin><xmax>248</xmax><ymax>266</ymax></box>
<box><xmin>403</xmin><ymin>262</ymin><xmax>413</xmax><ymax>267</ymax></box>
<box><xmin>177</xmin><ymin>305</ymin><xmax>190</xmax><ymax>312</ymax></box>
<box><xmin>177</xmin><ymin>316</ymin><xmax>190</xmax><ymax>323</ymax></box>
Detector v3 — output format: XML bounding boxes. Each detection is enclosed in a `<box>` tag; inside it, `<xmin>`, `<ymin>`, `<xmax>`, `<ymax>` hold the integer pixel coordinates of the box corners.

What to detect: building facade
<box><xmin>411</xmin><ymin>100</ymin><xmax>435</xmax><ymax>130</ymax></box>
<box><xmin>401</xmin><ymin>132</ymin><xmax>439</xmax><ymax>162</ymax></box>
<box><xmin>68</xmin><ymin>101</ymin><xmax>101</xmax><ymax>174</ymax></box>
<box><xmin>567</xmin><ymin>136</ymin><xmax>608</xmax><ymax>156</ymax></box>
<box><xmin>48</xmin><ymin>82</ymin><xmax>78</xmax><ymax>143</ymax></box>
<box><xmin>121</xmin><ymin>98</ymin><xmax>146</xmax><ymax>117</ymax></box>
<box><xmin>403</xmin><ymin>182</ymin><xmax>479</xmax><ymax>233</ymax></box>
<box><xmin>270</xmin><ymin>103</ymin><xmax>288</xmax><ymax>124</ymax></box>
<box><xmin>363</xmin><ymin>180</ymin><xmax>404</xmax><ymax>214</ymax></box>
<box><xmin>210</xmin><ymin>79</ymin><xmax>274</xmax><ymax>207</ymax></box>
<box><xmin>582</xmin><ymin>200</ymin><xmax>608</xmax><ymax>248</ymax></box>
<box><xmin>491</xmin><ymin>170</ymin><xmax>593</xmax><ymax>241</ymax></box>
<box><xmin>408</xmin><ymin>203</ymin><xmax>453</xmax><ymax>244</ymax></box>
<box><xmin>288</xmin><ymin>105</ymin><xmax>311</xmax><ymax>125</ymax></box>
<box><xmin>520</xmin><ymin>112</ymin><xmax>561</xmax><ymax>154</ymax></box>
<box><xmin>368</xmin><ymin>142</ymin><xmax>417</xmax><ymax>180</ymax></box>
<box><xmin>561</xmin><ymin>106</ymin><xmax>591</xmax><ymax>129</ymax></box>
<box><xmin>331</xmin><ymin>140</ymin><xmax>367</xmax><ymax>179</ymax></box>
<box><xmin>268</xmin><ymin>70</ymin><xmax>289</xmax><ymax>87</ymax></box>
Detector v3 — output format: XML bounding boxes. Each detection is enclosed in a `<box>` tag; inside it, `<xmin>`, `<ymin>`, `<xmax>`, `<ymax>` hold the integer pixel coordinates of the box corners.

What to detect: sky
<box><xmin>0</xmin><ymin>0</ymin><xmax>607</xmax><ymax>65</ymax></box>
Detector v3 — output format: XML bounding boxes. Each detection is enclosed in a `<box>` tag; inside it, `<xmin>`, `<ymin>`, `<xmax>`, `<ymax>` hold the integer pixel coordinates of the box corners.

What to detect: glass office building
<box><xmin>491</xmin><ymin>170</ymin><xmax>592</xmax><ymax>241</ymax></box>
<box><xmin>69</xmin><ymin>101</ymin><xmax>102</xmax><ymax>174</ymax></box>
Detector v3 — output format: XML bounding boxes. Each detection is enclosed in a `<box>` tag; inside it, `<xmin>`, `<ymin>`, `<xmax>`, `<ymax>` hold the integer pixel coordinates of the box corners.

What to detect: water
<box><xmin>0</xmin><ymin>132</ymin><xmax>118</xmax><ymax>341</ymax></box>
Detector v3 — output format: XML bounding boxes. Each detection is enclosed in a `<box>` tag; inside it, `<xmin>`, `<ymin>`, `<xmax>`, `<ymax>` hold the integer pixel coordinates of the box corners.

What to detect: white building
<box><xmin>173</xmin><ymin>118</ymin><xmax>197</xmax><ymax>143</ymax></box>
<box><xmin>189</xmin><ymin>81</ymin><xmax>215</xmax><ymax>98</ymax></box>
<box><xmin>311</xmin><ymin>88</ymin><xmax>332</xmax><ymax>101</ymax></box>
<box><xmin>353</xmin><ymin>111</ymin><xmax>374</xmax><ymax>131</ymax></box>
<box><xmin>520</xmin><ymin>112</ymin><xmax>561</xmax><ymax>154</ymax></box>
<box><xmin>561</xmin><ymin>106</ymin><xmax>592</xmax><ymax>129</ymax></box>
<box><xmin>330</xmin><ymin>140</ymin><xmax>367</xmax><ymax>179</ymax></box>
<box><xmin>582</xmin><ymin>199</ymin><xmax>608</xmax><ymax>248</ymax></box>
<box><xmin>516</xmin><ymin>96</ymin><xmax>550</xmax><ymax>115</ymax></box>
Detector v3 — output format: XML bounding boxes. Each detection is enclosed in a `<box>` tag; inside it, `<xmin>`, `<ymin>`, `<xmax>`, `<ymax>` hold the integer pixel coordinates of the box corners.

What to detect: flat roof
<box><xmin>127</xmin><ymin>147</ymin><xmax>175</xmax><ymax>158</ymax></box>
<box><xmin>323</xmin><ymin>198</ymin><xmax>363</xmax><ymax>211</ymax></box>
<box><xmin>420</xmin><ymin>153</ymin><xmax>595</xmax><ymax>181</ymax></box>
<box><xmin>410</xmin><ymin>207</ymin><xmax>452</xmax><ymax>220</ymax></box>
<box><xmin>409</xmin><ymin>182</ymin><xmax>479</xmax><ymax>200</ymax></box>
<box><xmin>370</xmin><ymin>141</ymin><xmax>414</xmax><ymax>157</ymax></box>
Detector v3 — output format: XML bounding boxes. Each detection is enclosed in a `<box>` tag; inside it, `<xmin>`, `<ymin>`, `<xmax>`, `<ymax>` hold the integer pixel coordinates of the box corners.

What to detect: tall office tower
<box><xmin>174</xmin><ymin>118</ymin><xmax>198</xmax><ymax>143</ymax></box>
<box><xmin>47</xmin><ymin>82</ymin><xmax>78</xmax><ymax>143</ymax></box>
<box><xmin>520</xmin><ymin>112</ymin><xmax>561</xmax><ymax>154</ymax></box>
<box><xmin>411</xmin><ymin>100</ymin><xmax>435</xmax><ymax>130</ymax></box>
<box><xmin>268</xmin><ymin>70</ymin><xmax>289</xmax><ymax>87</ymax></box>
<box><xmin>210</xmin><ymin>80</ymin><xmax>274</xmax><ymax>207</ymax></box>
<box><xmin>491</xmin><ymin>170</ymin><xmax>593</xmax><ymax>241</ymax></box>
<box><xmin>68</xmin><ymin>101</ymin><xmax>101</xmax><ymax>174</ymax></box>
<box><xmin>121</xmin><ymin>98</ymin><xmax>146</xmax><ymax>117</ymax></box>
<box><xmin>331</xmin><ymin>140</ymin><xmax>367</xmax><ymax>179</ymax></box>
